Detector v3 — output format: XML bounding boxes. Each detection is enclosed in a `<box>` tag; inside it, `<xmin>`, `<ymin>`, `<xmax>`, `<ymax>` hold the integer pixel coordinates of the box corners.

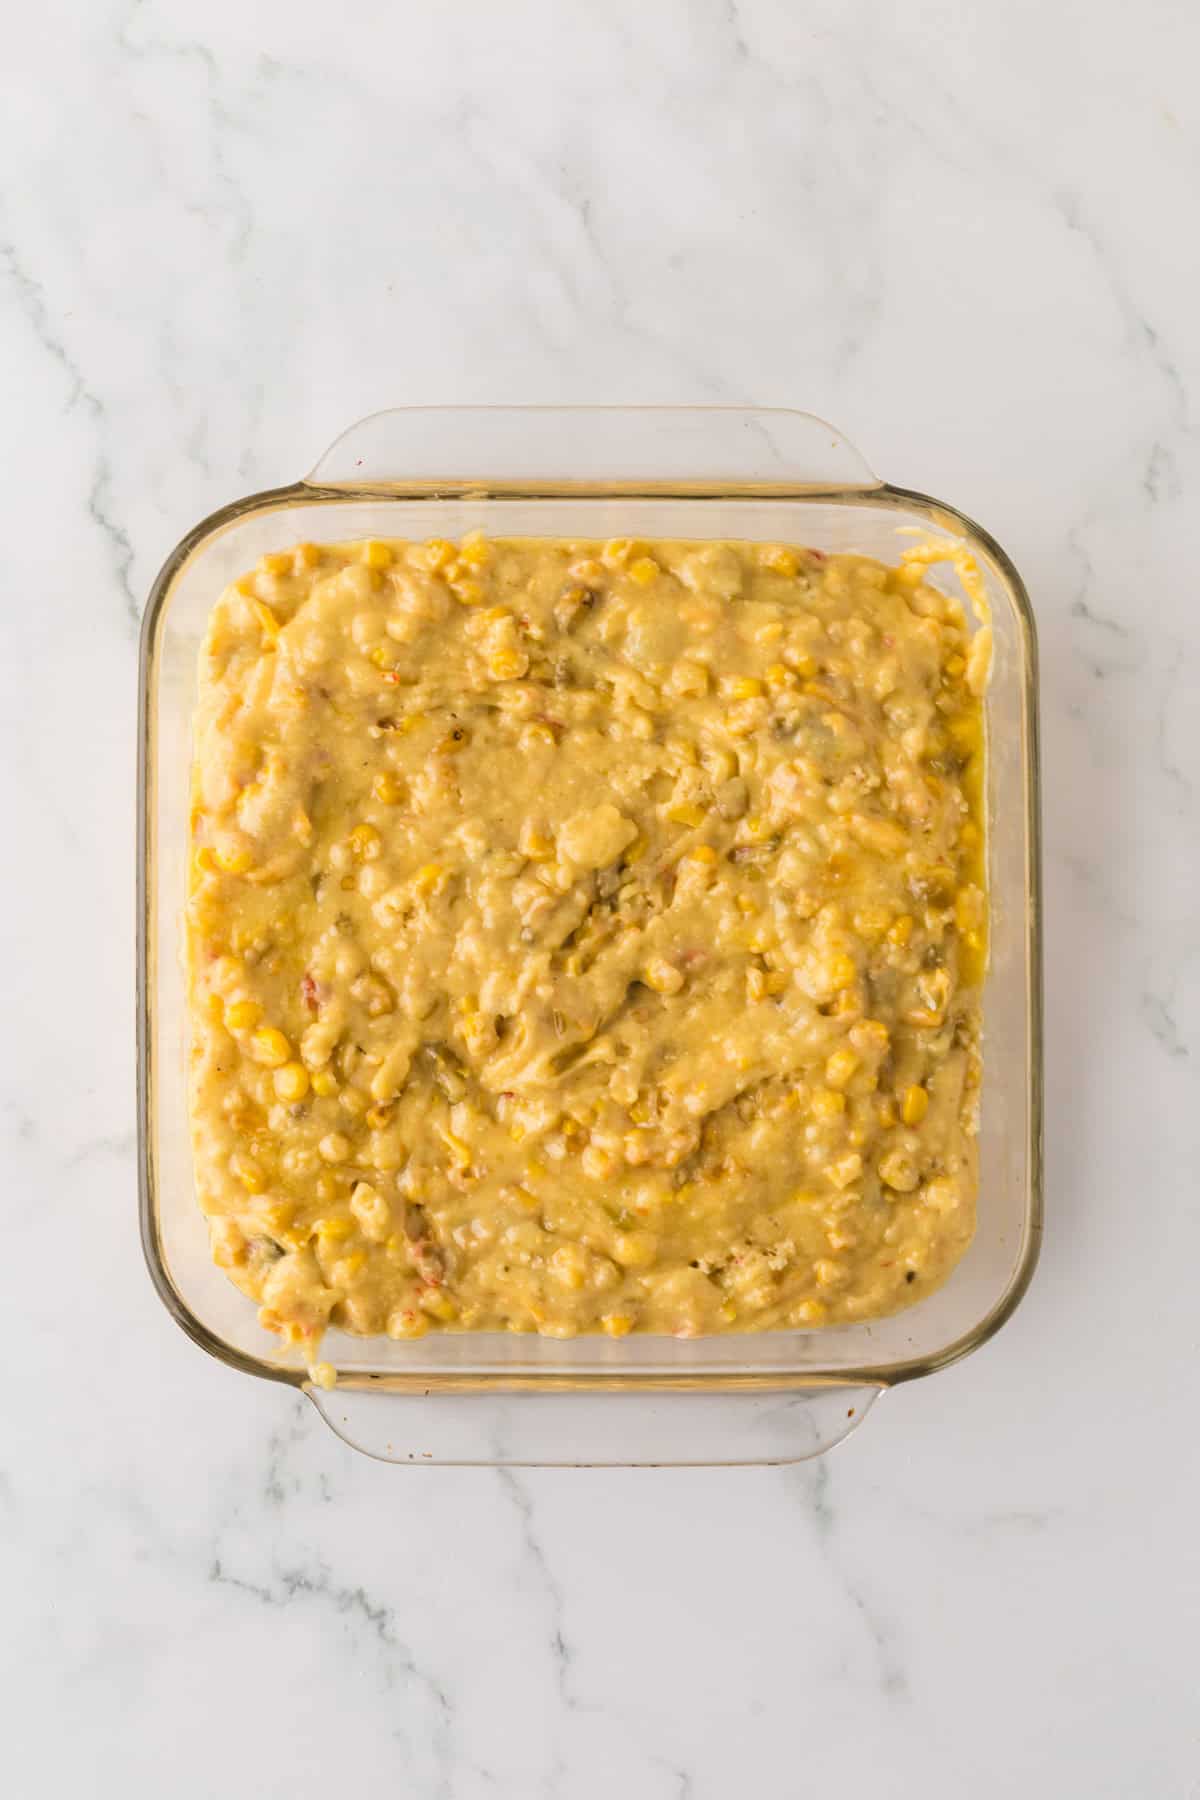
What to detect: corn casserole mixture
<box><xmin>187</xmin><ymin>533</ymin><xmax>989</xmax><ymax>1378</ymax></box>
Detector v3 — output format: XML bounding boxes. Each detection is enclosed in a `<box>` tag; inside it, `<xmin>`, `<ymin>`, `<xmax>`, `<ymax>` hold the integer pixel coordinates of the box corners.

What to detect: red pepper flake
<box><xmin>300</xmin><ymin>972</ymin><xmax>321</xmax><ymax>1013</ymax></box>
<box><xmin>808</xmin><ymin>548</ymin><xmax>827</xmax><ymax>564</ymax></box>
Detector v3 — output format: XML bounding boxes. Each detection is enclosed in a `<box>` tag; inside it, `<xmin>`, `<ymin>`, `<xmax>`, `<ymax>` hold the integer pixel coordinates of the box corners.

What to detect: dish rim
<box><xmin>137</xmin><ymin>447</ymin><xmax>1042</xmax><ymax>1395</ymax></box>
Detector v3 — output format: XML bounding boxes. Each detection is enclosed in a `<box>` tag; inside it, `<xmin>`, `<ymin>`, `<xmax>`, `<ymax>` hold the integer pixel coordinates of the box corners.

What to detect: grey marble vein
<box><xmin>2</xmin><ymin>2</ymin><xmax>1199</xmax><ymax>1795</ymax></box>
<box><xmin>0</xmin><ymin>238</ymin><xmax>139</xmax><ymax>625</ymax></box>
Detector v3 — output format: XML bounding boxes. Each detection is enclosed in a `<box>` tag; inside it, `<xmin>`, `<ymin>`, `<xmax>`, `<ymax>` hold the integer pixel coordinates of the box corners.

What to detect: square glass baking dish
<box><xmin>138</xmin><ymin>407</ymin><xmax>1042</xmax><ymax>1465</ymax></box>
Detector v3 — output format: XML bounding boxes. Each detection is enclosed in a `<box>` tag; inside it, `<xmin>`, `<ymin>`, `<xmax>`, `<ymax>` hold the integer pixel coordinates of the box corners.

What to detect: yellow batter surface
<box><xmin>187</xmin><ymin>533</ymin><xmax>988</xmax><ymax>1370</ymax></box>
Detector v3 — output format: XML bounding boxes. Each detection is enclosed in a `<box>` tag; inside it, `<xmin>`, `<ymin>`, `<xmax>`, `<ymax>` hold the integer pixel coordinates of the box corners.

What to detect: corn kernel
<box><xmin>687</xmin><ymin>843</ymin><xmax>718</xmax><ymax>864</ymax></box>
<box><xmin>811</xmin><ymin>1087</ymin><xmax>846</xmax><ymax>1120</ymax></box>
<box><xmin>388</xmin><ymin>1308</ymin><xmax>429</xmax><ymax>1339</ymax></box>
<box><xmin>764</xmin><ymin>971</ymin><xmax>789</xmax><ymax>996</ymax></box>
<box><xmin>251</xmin><ymin>599</ymin><xmax>280</xmax><ymax>642</ymax></box>
<box><xmin>614</xmin><ymin>1230</ymin><xmax>656</xmax><ymax>1268</ymax></box>
<box><xmin>194</xmin><ymin>846</ymin><xmax>219</xmax><ymax>875</ymax></box>
<box><xmin>628</xmin><ymin>556</ymin><xmax>660</xmax><ymax>586</ymax></box>
<box><xmin>294</xmin><ymin>543</ymin><xmax>322</xmax><ymax>571</ymax></box>
<box><xmin>721</xmin><ymin>675</ymin><xmax>764</xmax><ymax>701</ymax></box>
<box><xmin>316</xmin><ymin>1215</ymin><xmax>354</xmax><ymax>1241</ymax></box>
<box><xmin>902</xmin><ymin>1084</ymin><xmax>929</xmax><ymax>1126</ymax></box>
<box><xmin>794</xmin><ymin>1298</ymin><xmax>827</xmax><ymax>1325</ymax></box>
<box><xmin>413</xmin><ymin>863</ymin><xmax>446</xmax><ymax>895</ymax></box>
<box><xmin>274</xmin><ymin>1061</ymin><xmax>310</xmax><ymax>1102</ymax></box>
<box><xmin>371</xmin><ymin>771</ymin><xmax>403</xmax><ymax>805</ymax></box>
<box><xmin>250</xmin><ymin>1027</ymin><xmax>291</xmax><ymax>1068</ymax></box>
<box><xmin>423</xmin><ymin>537</ymin><xmax>455</xmax><ymax>571</ymax></box>
<box><xmin>888</xmin><ymin>914</ymin><xmax>914</xmax><ymax>947</ymax></box>
<box><xmin>602</xmin><ymin>1313</ymin><xmax>634</xmax><ymax>1337</ymax></box>
<box><xmin>311</xmin><ymin>1069</ymin><xmax>338</xmax><ymax>1098</ymax></box>
<box><xmin>359</xmin><ymin>539</ymin><xmax>392</xmax><ymax>570</ymax></box>
<box><xmin>549</xmin><ymin>1246</ymin><xmax>586</xmax><ymax>1290</ymax></box>
<box><xmin>318</xmin><ymin>1132</ymin><xmax>351</xmax><ymax>1163</ymax></box>
<box><xmin>642</xmin><ymin>956</ymin><xmax>684</xmax><ymax>995</ymax></box>
<box><xmin>827</xmin><ymin>1151</ymin><xmax>863</xmax><ymax>1189</ymax></box>
<box><xmin>853</xmin><ymin>902</ymin><xmax>892</xmax><ymax>942</ymax></box>
<box><xmin>335</xmin><ymin>1251</ymin><xmax>368</xmax><ymax>1280</ymax></box>
<box><xmin>421</xmin><ymin>1291</ymin><xmax>459</xmax><ymax>1322</ymax></box>
<box><xmin>764</xmin><ymin>663</ymin><xmax>795</xmax><ymax>690</ymax></box>
<box><xmin>348</xmin><ymin>822</ymin><xmax>381</xmax><ymax>860</ymax></box>
<box><xmin>944</xmin><ymin>653</ymin><xmax>966</xmax><ymax>679</ymax></box>
<box><xmin>827</xmin><ymin>952</ymin><xmax>857</xmax><ymax>990</ymax></box>
<box><xmin>519</xmin><ymin>822</ymin><xmax>555</xmax><ymax>861</ymax></box>
<box><xmin>437</xmin><ymin>1127</ymin><xmax>472</xmax><ymax>1170</ymax></box>
<box><xmin>670</xmin><ymin>660</ymin><xmax>710</xmax><ymax>698</ymax></box>
<box><xmin>458</xmin><ymin>532</ymin><xmax>490</xmax><ymax>567</ymax></box>
<box><xmin>230</xmin><ymin>1153</ymin><xmax>265</xmax><ymax>1193</ymax></box>
<box><xmin>879</xmin><ymin>1149</ymin><xmax>919</xmax><ymax>1192</ymax></box>
<box><xmin>452</xmin><ymin>577</ymin><xmax>485</xmax><ymax>606</ymax></box>
<box><xmin>488</xmin><ymin>648</ymin><xmax>528</xmax><ymax>681</ymax></box>
<box><xmin>623</xmin><ymin>834</ymin><xmax>647</xmax><ymax>863</ymax></box>
<box><xmin>581</xmin><ymin>1145</ymin><xmax>617</xmax><ymax>1181</ymax></box>
<box><xmin>215</xmin><ymin>846</ymin><xmax>253</xmax><ymax>875</ymax></box>
<box><xmin>368</xmin><ymin>645</ymin><xmax>392</xmax><ymax>670</ymax></box>
<box><xmin>602</xmin><ymin>538</ymin><xmax>637</xmax><ymax>567</ymax></box>
<box><xmin>224</xmin><ymin>999</ymin><xmax>261</xmax><ymax>1032</ymax></box>
<box><xmin>667</xmin><ymin>802</ymin><xmax>706</xmax><ymax>829</ymax></box>
<box><xmin>309</xmin><ymin>1362</ymin><xmax>336</xmax><ymax>1391</ymax></box>
<box><xmin>718</xmin><ymin>1302</ymin><xmax>738</xmax><ymax>1324</ymax></box>
<box><xmin>259</xmin><ymin>550</ymin><xmax>292</xmax><ymax>576</ymax></box>
<box><xmin>825</xmin><ymin>1048</ymin><xmax>859</xmax><ymax>1089</ymax></box>
<box><xmin>761</xmin><ymin>545</ymin><xmax>799</xmax><ymax>577</ymax></box>
<box><xmin>855</xmin><ymin>1018</ymin><xmax>890</xmax><ymax>1054</ymax></box>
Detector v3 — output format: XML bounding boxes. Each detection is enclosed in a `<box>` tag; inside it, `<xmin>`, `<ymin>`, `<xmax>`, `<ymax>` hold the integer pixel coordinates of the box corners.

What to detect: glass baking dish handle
<box><xmin>306</xmin><ymin>406</ymin><xmax>880</xmax><ymax>493</ymax></box>
<box><xmin>296</xmin><ymin>406</ymin><xmax>881</xmax><ymax>1466</ymax></box>
<box><xmin>306</xmin><ymin>1384</ymin><xmax>882</xmax><ymax>1468</ymax></box>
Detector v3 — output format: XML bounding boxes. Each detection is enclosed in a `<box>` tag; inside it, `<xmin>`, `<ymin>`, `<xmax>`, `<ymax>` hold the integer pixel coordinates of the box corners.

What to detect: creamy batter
<box><xmin>186</xmin><ymin>533</ymin><xmax>988</xmax><ymax>1373</ymax></box>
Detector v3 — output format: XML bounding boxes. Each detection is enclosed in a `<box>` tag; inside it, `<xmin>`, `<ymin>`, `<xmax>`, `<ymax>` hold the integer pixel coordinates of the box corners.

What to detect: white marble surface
<box><xmin>2</xmin><ymin>0</ymin><xmax>1197</xmax><ymax>1793</ymax></box>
